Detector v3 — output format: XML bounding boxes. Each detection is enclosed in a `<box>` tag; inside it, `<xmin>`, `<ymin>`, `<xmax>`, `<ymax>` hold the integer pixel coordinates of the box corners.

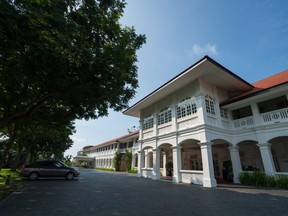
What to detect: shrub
<box><xmin>239</xmin><ymin>171</ymin><xmax>288</xmax><ymax>189</ymax></box>
<box><xmin>113</xmin><ymin>151</ymin><xmax>122</xmax><ymax>171</ymax></box>
<box><xmin>251</xmin><ymin>171</ymin><xmax>266</xmax><ymax>187</ymax></box>
<box><xmin>239</xmin><ymin>171</ymin><xmax>251</xmax><ymax>185</ymax></box>
<box><xmin>276</xmin><ymin>175</ymin><xmax>288</xmax><ymax>189</ymax></box>
<box><xmin>127</xmin><ymin>169</ymin><xmax>138</xmax><ymax>174</ymax></box>
<box><xmin>265</xmin><ymin>175</ymin><xmax>277</xmax><ymax>188</ymax></box>
<box><xmin>95</xmin><ymin>168</ymin><xmax>115</xmax><ymax>172</ymax></box>
<box><xmin>125</xmin><ymin>149</ymin><xmax>132</xmax><ymax>171</ymax></box>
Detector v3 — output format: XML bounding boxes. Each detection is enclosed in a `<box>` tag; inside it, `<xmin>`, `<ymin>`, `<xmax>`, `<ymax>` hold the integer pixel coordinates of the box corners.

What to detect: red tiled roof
<box><xmin>221</xmin><ymin>70</ymin><xmax>288</xmax><ymax>105</ymax></box>
<box><xmin>252</xmin><ymin>70</ymin><xmax>288</xmax><ymax>88</ymax></box>
<box><xmin>85</xmin><ymin>130</ymin><xmax>139</xmax><ymax>151</ymax></box>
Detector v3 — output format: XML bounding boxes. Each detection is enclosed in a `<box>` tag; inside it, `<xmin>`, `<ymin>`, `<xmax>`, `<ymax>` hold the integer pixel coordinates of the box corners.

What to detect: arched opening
<box><xmin>269</xmin><ymin>136</ymin><xmax>288</xmax><ymax>172</ymax></box>
<box><xmin>148</xmin><ymin>151</ymin><xmax>153</xmax><ymax>168</ymax></box>
<box><xmin>180</xmin><ymin>139</ymin><xmax>202</xmax><ymax>171</ymax></box>
<box><xmin>211</xmin><ymin>140</ymin><xmax>232</xmax><ymax>183</ymax></box>
<box><xmin>133</xmin><ymin>153</ymin><xmax>138</xmax><ymax>169</ymax></box>
<box><xmin>238</xmin><ymin>140</ymin><xmax>264</xmax><ymax>171</ymax></box>
<box><xmin>158</xmin><ymin>143</ymin><xmax>173</xmax><ymax>179</ymax></box>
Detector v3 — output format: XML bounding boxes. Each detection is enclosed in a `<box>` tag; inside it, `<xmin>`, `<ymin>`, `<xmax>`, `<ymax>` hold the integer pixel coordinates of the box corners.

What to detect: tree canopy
<box><xmin>0</xmin><ymin>0</ymin><xmax>146</xmax><ymax>131</ymax></box>
<box><xmin>0</xmin><ymin>0</ymin><xmax>145</xmax><ymax>165</ymax></box>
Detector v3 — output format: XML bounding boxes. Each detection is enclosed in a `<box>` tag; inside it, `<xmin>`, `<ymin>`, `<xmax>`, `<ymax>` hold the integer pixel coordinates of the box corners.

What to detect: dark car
<box><xmin>20</xmin><ymin>160</ymin><xmax>80</xmax><ymax>180</ymax></box>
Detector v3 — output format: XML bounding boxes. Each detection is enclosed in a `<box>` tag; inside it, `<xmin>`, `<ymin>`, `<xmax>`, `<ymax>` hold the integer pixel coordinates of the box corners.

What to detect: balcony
<box><xmin>232</xmin><ymin>108</ymin><xmax>288</xmax><ymax>130</ymax></box>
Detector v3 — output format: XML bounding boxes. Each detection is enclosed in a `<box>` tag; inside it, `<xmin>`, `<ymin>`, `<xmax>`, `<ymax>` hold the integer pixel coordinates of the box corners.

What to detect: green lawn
<box><xmin>0</xmin><ymin>169</ymin><xmax>26</xmax><ymax>201</ymax></box>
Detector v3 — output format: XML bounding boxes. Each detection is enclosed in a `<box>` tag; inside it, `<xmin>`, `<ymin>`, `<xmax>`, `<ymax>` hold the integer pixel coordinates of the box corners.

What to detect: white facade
<box><xmin>124</xmin><ymin>56</ymin><xmax>288</xmax><ymax>187</ymax></box>
<box><xmin>80</xmin><ymin>131</ymin><xmax>140</xmax><ymax>171</ymax></box>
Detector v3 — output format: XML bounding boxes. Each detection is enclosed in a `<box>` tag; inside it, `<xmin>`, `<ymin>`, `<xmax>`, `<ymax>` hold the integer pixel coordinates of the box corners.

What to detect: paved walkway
<box><xmin>217</xmin><ymin>183</ymin><xmax>288</xmax><ymax>198</ymax></box>
<box><xmin>0</xmin><ymin>169</ymin><xmax>287</xmax><ymax>216</ymax></box>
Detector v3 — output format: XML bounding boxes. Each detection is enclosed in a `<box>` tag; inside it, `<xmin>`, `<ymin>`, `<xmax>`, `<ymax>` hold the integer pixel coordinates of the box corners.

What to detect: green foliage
<box><xmin>125</xmin><ymin>149</ymin><xmax>132</xmax><ymax>171</ymax></box>
<box><xmin>239</xmin><ymin>171</ymin><xmax>288</xmax><ymax>189</ymax></box>
<box><xmin>0</xmin><ymin>0</ymin><xmax>146</xmax><ymax>134</ymax></box>
<box><xmin>0</xmin><ymin>0</ymin><xmax>145</xmax><ymax>164</ymax></box>
<box><xmin>0</xmin><ymin>169</ymin><xmax>25</xmax><ymax>200</ymax></box>
<box><xmin>277</xmin><ymin>175</ymin><xmax>288</xmax><ymax>189</ymax></box>
<box><xmin>95</xmin><ymin>168</ymin><xmax>115</xmax><ymax>172</ymax></box>
<box><xmin>63</xmin><ymin>155</ymin><xmax>73</xmax><ymax>167</ymax></box>
<box><xmin>166</xmin><ymin>161</ymin><xmax>173</xmax><ymax>176</ymax></box>
<box><xmin>113</xmin><ymin>151</ymin><xmax>121</xmax><ymax>171</ymax></box>
<box><xmin>251</xmin><ymin>171</ymin><xmax>266</xmax><ymax>186</ymax></box>
<box><xmin>127</xmin><ymin>169</ymin><xmax>137</xmax><ymax>174</ymax></box>
<box><xmin>239</xmin><ymin>171</ymin><xmax>251</xmax><ymax>185</ymax></box>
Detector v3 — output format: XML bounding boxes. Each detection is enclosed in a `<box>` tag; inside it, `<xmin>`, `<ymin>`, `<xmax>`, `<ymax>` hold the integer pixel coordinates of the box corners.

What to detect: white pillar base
<box><xmin>203</xmin><ymin>178</ymin><xmax>217</xmax><ymax>188</ymax></box>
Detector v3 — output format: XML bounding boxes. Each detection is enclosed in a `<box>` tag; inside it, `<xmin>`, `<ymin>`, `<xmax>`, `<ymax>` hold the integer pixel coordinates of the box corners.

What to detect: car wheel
<box><xmin>66</xmin><ymin>172</ymin><xmax>74</xmax><ymax>180</ymax></box>
<box><xmin>29</xmin><ymin>172</ymin><xmax>38</xmax><ymax>181</ymax></box>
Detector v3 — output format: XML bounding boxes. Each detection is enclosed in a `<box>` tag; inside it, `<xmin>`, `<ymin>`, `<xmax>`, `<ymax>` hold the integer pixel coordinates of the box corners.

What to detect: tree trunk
<box><xmin>11</xmin><ymin>144</ymin><xmax>24</xmax><ymax>171</ymax></box>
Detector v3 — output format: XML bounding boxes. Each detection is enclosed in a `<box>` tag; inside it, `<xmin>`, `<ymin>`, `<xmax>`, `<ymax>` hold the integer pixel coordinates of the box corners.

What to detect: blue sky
<box><xmin>65</xmin><ymin>0</ymin><xmax>288</xmax><ymax>156</ymax></box>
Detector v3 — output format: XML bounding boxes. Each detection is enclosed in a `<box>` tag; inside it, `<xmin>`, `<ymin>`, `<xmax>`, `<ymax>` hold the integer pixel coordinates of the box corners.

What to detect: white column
<box><xmin>250</xmin><ymin>103</ymin><xmax>261</xmax><ymax>126</ymax></box>
<box><xmin>132</xmin><ymin>154</ymin><xmax>135</xmax><ymax>169</ymax></box>
<box><xmin>162</xmin><ymin>151</ymin><xmax>167</xmax><ymax>177</ymax></box>
<box><xmin>214</xmin><ymin>101</ymin><xmax>222</xmax><ymax>127</ymax></box>
<box><xmin>257</xmin><ymin>143</ymin><xmax>276</xmax><ymax>175</ymax></box>
<box><xmin>145</xmin><ymin>149</ymin><xmax>149</xmax><ymax>168</ymax></box>
<box><xmin>171</xmin><ymin>106</ymin><xmax>177</xmax><ymax>131</ymax></box>
<box><xmin>152</xmin><ymin>148</ymin><xmax>160</xmax><ymax>180</ymax></box>
<box><xmin>228</xmin><ymin>146</ymin><xmax>242</xmax><ymax>183</ymax></box>
<box><xmin>196</xmin><ymin>96</ymin><xmax>207</xmax><ymax>125</ymax></box>
<box><xmin>172</xmin><ymin>146</ymin><xmax>182</xmax><ymax>183</ymax></box>
<box><xmin>137</xmin><ymin>150</ymin><xmax>142</xmax><ymax>177</ymax></box>
<box><xmin>199</xmin><ymin>142</ymin><xmax>217</xmax><ymax>188</ymax></box>
<box><xmin>153</xmin><ymin>114</ymin><xmax>158</xmax><ymax>136</ymax></box>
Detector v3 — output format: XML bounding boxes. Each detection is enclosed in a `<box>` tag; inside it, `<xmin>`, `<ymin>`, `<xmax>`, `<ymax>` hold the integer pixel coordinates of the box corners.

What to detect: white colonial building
<box><xmin>123</xmin><ymin>56</ymin><xmax>288</xmax><ymax>188</ymax></box>
<box><xmin>74</xmin><ymin>130</ymin><xmax>139</xmax><ymax>171</ymax></box>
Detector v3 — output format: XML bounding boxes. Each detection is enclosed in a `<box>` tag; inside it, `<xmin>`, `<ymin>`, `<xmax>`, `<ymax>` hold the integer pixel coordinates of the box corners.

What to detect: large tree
<box><xmin>0</xmin><ymin>0</ymin><xmax>146</xmax><ymax>132</ymax></box>
<box><xmin>0</xmin><ymin>103</ymin><xmax>76</xmax><ymax>170</ymax></box>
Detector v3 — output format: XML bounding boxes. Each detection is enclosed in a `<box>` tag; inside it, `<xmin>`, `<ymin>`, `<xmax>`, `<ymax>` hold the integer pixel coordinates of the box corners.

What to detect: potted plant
<box><xmin>166</xmin><ymin>161</ymin><xmax>173</xmax><ymax>176</ymax></box>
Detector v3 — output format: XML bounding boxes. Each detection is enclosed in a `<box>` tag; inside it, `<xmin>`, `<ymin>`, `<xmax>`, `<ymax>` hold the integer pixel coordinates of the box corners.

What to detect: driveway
<box><xmin>0</xmin><ymin>168</ymin><xmax>288</xmax><ymax>216</ymax></box>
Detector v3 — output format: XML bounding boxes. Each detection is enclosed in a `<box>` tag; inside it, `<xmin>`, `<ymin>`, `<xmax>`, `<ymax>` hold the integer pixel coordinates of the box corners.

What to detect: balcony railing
<box><xmin>232</xmin><ymin>116</ymin><xmax>254</xmax><ymax>129</ymax></box>
<box><xmin>140</xmin><ymin>108</ymin><xmax>288</xmax><ymax>135</ymax></box>
<box><xmin>260</xmin><ymin>108</ymin><xmax>288</xmax><ymax>124</ymax></box>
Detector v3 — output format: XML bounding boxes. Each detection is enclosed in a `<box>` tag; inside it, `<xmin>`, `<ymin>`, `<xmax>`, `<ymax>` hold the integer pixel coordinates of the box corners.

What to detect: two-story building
<box><xmin>74</xmin><ymin>130</ymin><xmax>139</xmax><ymax>171</ymax></box>
<box><xmin>123</xmin><ymin>55</ymin><xmax>288</xmax><ymax>188</ymax></box>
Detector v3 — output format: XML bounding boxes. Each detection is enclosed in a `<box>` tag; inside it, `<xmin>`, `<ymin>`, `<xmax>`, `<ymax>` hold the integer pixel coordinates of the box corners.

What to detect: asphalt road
<box><xmin>0</xmin><ymin>168</ymin><xmax>288</xmax><ymax>216</ymax></box>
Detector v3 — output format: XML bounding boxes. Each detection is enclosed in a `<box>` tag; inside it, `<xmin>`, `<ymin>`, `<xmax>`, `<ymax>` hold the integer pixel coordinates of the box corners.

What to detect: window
<box><xmin>258</xmin><ymin>95</ymin><xmax>288</xmax><ymax>114</ymax></box>
<box><xmin>220</xmin><ymin>108</ymin><xmax>228</xmax><ymax>119</ymax></box>
<box><xmin>232</xmin><ymin>106</ymin><xmax>253</xmax><ymax>120</ymax></box>
<box><xmin>143</xmin><ymin>115</ymin><xmax>154</xmax><ymax>130</ymax></box>
<box><xmin>128</xmin><ymin>141</ymin><xmax>133</xmax><ymax>148</ymax></box>
<box><xmin>205</xmin><ymin>95</ymin><xmax>215</xmax><ymax>115</ymax></box>
<box><xmin>177</xmin><ymin>97</ymin><xmax>197</xmax><ymax>119</ymax></box>
<box><xmin>157</xmin><ymin>107</ymin><xmax>172</xmax><ymax>125</ymax></box>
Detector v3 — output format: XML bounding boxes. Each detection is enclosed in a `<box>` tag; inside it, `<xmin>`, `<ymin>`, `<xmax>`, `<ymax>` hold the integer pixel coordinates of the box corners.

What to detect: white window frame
<box><xmin>143</xmin><ymin>116</ymin><xmax>154</xmax><ymax>130</ymax></box>
<box><xmin>177</xmin><ymin>97</ymin><xmax>197</xmax><ymax>119</ymax></box>
<box><xmin>157</xmin><ymin>107</ymin><xmax>172</xmax><ymax>125</ymax></box>
<box><xmin>205</xmin><ymin>95</ymin><xmax>215</xmax><ymax>115</ymax></box>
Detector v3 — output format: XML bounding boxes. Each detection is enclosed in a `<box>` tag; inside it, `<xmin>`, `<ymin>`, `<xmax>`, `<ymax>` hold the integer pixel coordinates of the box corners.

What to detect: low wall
<box><xmin>180</xmin><ymin>170</ymin><xmax>204</xmax><ymax>185</ymax></box>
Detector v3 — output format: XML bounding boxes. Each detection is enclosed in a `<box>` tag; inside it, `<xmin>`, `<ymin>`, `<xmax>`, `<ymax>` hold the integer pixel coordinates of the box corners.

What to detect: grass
<box><xmin>95</xmin><ymin>167</ymin><xmax>115</xmax><ymax>172</ymax></box>
<box><xmin>0</xmin><ymin>169</ymin><xmax>26</xmax><ymax>201</ymax></box>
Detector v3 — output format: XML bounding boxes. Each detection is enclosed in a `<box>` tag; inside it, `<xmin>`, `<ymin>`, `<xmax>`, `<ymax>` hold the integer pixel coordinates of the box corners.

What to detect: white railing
<box><xmin>260</xmin><ymin>108</ymin><xmax>288</xmax><ymax>123</ymax></box>
<box><xmin>232</xmin><ymin>116</ymin><xmax>254</xmax><ymax>129</ymax></box>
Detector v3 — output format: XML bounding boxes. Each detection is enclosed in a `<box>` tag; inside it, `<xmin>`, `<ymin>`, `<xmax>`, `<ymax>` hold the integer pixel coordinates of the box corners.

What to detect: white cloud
<box><xmin>187</xmin><ymin>43</ymin><xmax>218</xmax><ymax>59</ymax></box>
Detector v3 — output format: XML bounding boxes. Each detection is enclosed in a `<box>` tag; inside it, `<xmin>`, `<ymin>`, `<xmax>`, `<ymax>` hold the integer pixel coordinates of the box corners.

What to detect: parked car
<box><xmin>20</xmin><ymin>160</ymin><xmax>80</xmax><ymax>180</ymax></box>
